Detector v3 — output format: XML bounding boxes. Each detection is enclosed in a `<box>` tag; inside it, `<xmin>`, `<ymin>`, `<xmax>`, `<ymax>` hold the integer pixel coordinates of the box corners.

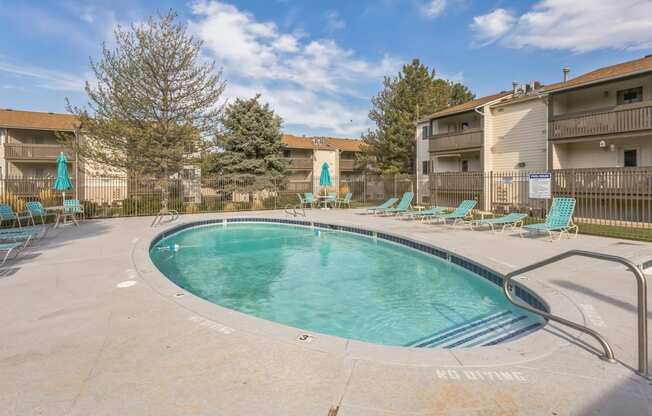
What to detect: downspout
<box><xmin>74</xmin><ymin>130</ymin><xmax>80</xmax><ymax>200</ymax></box>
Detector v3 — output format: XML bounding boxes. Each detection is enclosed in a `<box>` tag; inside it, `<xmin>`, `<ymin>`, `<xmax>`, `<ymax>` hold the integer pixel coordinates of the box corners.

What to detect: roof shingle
<box><xmin>282</xmin><ymin>134</ymin><xmax>363</xmax><ymax>152</ymax></box>
<box><xmin>543</xmin><ymin>55</ymin><xmax>652</xmax><ymax>93</ymax></box>
<box><xmin>419</xmin><ymin>92</ymin><xmax>511</xmax><ymax>121</ymax></box>
<box><xmin>0</xmin><ymin>109</ymin><xmax>79</xmax><ymax>131</ymax></box>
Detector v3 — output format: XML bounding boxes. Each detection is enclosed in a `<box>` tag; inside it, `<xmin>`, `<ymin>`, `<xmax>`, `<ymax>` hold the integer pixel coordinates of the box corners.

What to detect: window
<box><xmin>422</xmin><ymin>160</ymin><xmax>429</xmax><ymax>175</ymax></box>
<box><xmin>624</xmin><ymin>149</ymin><xmax>638</xmax><ymax>167</ymax></box>
<box><xmin>283</xmin><ymin>149</ymin><xmax>291</xmax><ymax>158</ymax></box>
<box><xmin>617</xmin><ymin>87</ymin><xmax>643</xmax><ymax>105</ymax></box>
<box><xmin>421</xmin><ymin>125</ymin><xmax>429</xmax><ymax>139</ymax></box>
<box><xmin>461</xmin><ymin>160</ymin><xmax>469</xmax><ymax>172</ymax></box>
<box><xmin>461</xmin><ymin>122</ymin><xmax>470</xmax><ymax>131</ymax></box>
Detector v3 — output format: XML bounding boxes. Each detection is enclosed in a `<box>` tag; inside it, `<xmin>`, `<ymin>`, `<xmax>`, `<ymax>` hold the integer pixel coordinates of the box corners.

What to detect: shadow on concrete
<box><xmin>0</xmin><ymin>267</ymin><xmax>19</xmax><ymax>279</ymax></box>
<box><xmin>0</xmin><ymin>220</ymin><xmax>115</xmax><ymax>270</ymax></box>
<box><xmin>551</xmin><ymin>280</ymin><xmax>652</xmax><ymax>320</ymax></box>
<box><xmin>574</xmin><ymin>376</ymin><xmax>652</xmax><ymax>415</ymax></box>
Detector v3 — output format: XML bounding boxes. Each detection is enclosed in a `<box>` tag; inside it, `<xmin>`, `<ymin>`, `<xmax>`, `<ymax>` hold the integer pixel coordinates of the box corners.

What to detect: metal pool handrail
<box><xmin>502</xmin><ymin>250</ymin><xmax>648</xmax><ymax>378</ymax></box>
<box><xmin>284</xmin><ymin>205</ymin><xmax>306</xmax><ymax>218</ymax></box>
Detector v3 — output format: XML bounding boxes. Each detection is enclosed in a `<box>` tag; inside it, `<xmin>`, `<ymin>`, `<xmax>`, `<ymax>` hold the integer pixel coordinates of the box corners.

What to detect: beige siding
<box><xmin>485</xmin><ymin>98</ymin><xmax>548</xmax><ymax>171</ymax></box>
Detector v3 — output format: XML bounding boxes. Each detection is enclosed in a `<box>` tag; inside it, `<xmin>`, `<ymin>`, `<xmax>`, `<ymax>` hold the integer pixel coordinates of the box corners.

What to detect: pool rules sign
<box><xmin>528</xmin><ymin>173</ymin><xmax>552</xmax><ymax>199</ymax></box>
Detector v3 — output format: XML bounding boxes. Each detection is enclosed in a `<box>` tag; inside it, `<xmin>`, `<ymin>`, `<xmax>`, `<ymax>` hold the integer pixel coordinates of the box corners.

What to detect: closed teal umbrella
<box><xmin>319</xmin><ymin>162</ymin><xmax>332</xmax><ymax>187</ymax></box>
<box><xmin>52</xmin><ymin>152</ymin><xmax>73</xmax><ymax>200</ymax></box>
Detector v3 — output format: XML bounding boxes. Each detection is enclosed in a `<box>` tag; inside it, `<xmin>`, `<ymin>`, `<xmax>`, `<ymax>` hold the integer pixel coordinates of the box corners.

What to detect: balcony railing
<box><xmin>340</xmin><ymin>159</ymin><xmax>356</xmax><ymax>171</ymax></box>
<box><xmin>4</xmin><ymin>144</ymin><xmax>76</xmax><ymax>161</ymax></box>
<box><xmin>283</xmin><ymin>157</ymin><xmax>313</xmax><ymax>170</ymax></box>
<box><xmin>428</xmin><ymin>129</ymin><xmax>483</xmax><ymax>153</ymax></box>
<box><xmin>550</xmin><ymin>103</ymin><xmax>652</xmax><ymax>140</ymax></box>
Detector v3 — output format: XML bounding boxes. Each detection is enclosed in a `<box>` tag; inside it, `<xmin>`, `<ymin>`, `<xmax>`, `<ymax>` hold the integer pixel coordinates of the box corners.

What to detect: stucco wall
<box><xmin>313</xmin><ymin>148</ymin><xmax>338</xmax><ymax>191</ymax></box>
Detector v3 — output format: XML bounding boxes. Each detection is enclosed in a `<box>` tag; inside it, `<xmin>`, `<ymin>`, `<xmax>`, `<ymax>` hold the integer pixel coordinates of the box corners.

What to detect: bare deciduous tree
<box><xmin>66</xmin><ymin>10</ymin><xmax>226</xmax><ymax>211</ymax></box>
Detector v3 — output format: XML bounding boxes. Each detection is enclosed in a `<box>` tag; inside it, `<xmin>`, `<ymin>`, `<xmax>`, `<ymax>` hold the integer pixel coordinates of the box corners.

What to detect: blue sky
<box><xmin>1</xmin><ymin>0</ymin><xmax>651</xmax><ymax>137</ymax></box>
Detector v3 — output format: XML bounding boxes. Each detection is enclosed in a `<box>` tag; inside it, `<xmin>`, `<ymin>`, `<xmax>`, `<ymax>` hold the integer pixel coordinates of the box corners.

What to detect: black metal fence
<box><xmin>1</xmin><ymin>168</ymin><xmax>650</xmax><ymax>241</ymax></box>
<box><xmin>0</xmin><ymin>174</ymin><xmax>417</xmax><ymax>218</ymax></box>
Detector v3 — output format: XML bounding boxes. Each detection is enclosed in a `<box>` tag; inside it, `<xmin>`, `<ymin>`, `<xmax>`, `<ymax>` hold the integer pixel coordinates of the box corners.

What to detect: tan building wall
<box><xmin>484</xmin><ymin>97</ymin><xmax>548</xmax><ymax>171</ymax></box>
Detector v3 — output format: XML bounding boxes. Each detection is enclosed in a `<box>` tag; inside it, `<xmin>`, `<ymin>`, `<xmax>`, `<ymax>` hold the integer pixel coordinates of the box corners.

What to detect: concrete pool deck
<box><xmin>1</xmin><ymin>209</ymin><xmax>651</xmax><ymax>415</ymax></box>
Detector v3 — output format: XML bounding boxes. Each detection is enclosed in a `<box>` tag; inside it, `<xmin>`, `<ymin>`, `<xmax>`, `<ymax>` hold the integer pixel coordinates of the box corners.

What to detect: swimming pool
<box><xmin>150</xmin><ymin>221</ymin><xmax>544</xmax><ymax>347</ymax></box>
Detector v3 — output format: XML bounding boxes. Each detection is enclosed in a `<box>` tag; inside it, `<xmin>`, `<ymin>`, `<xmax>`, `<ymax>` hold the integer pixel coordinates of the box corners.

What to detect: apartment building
<box><xmin>0</xmin><ymin>109</ymin><xmax>79</xmax><ymax>181</ymax></box>
<box><xmin>545</xmin><ymin>56</ymin><xmax>652</xmax><ymax>169</ymax></box>
<box><xmin>417</xmin><ymin>54</ymin><xmax>652</xmax><ymax>179</ymax></box>
<box><xmin>281</xmin><ymin>134</ymin><xmax>363</xmax><ymax>183</ymax></box>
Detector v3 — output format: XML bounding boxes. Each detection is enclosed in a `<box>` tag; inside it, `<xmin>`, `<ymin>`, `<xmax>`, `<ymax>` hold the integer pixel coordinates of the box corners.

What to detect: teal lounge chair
<box><xmin>366</xmin><ymin>198</ymin><xmax>398</xmax><ymax>214</ymax></box>
<box><xmin>297</xmin><ymin>193</ymin><xmax>311</xmax><ymax>208</ymax></box>
<box><xmin>402</xmin><ymin>207</ymin><xmax>445</xmax><ymax>220</ymax></box>
<box><xmin>521</xmin><ymin>197</ymin><xmax>578</xmax><ymax>241</ymax></box>
<box><xmin>304</xmin><ymin>192</ymin><xmax>316</xmax><ymax>208</ymax></box>
<box><xmin>0</xmin><ymin>225</ymin><xmax>48</xmax><ymax>241</ymax></box>
<box><xmin>0</xmin><ymin>204</ymin><xmax>31</xmax><ymax>228</ymax></box>
<box><xmin>25</xmin><ymin>201</ymin><xmax>55</xmax><ymax>226</ymax></box>
<box><xmin>469</xmin><ymin>212</ymin><xmax>527</xmax><ymax>232</ymax></box>
<box><xmin>0</xmin><ymin>240</ymin><xmax>28</xmax><ymax>266</ymax></box>
<box><xmin>427</xmin><ymin>200</ymin><xmax>477</xmax><ymax>226</ymax></box>
<box><xmin>380</xmin><ymin>192</ymin><xmax>413</xmax><ymax>215</ymax></box>
<box><xmin>0</xmin><ymin>231</ymin><xmax>34</xmax><ymax>246</ymax></box>
<box><xmin>336</xmin><ymin>192</ymin><xmax>352</xmax><ymax>208</ymax></box>
<box><xmin>64</xmin><ymin>199</ymin><xmax>85</xmax><ymax>220</ymax></box>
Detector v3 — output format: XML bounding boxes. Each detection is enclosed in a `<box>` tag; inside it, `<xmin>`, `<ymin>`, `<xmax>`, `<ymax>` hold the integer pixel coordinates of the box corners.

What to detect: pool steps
<box><xmin>404</xmin><ymin>311</ymin><xmax>543</xmax><ymax>349</ymax></box>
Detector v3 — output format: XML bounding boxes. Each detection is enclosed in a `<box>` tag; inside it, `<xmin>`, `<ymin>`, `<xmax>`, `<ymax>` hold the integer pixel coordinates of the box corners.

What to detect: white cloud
<box><xmin>191</xmin><ymin>1</ymin><xmax>397</xmax><ymax>92</ymax></box>
<box><xmin>223</xmin><ymin>83</ymin><xmax>370</xmax><ymax>136</ymax></box>
<box><xmin>469</xmin><ymin>8</ymin><xmax>515</xmax><ymax>46</ymax></box>
<box><xmin>471</xmin><ymin>0</ymin><xmax>652</xmax><ymax>52</ymax></box>
<box><xmin>0</xmin><ymin>60</ymin><xmax>85</xmax><ymax>91</ymax></box>
<box><xmin>419</xmin><ymin>0</ymin><xmax>447</xmax><ymax>18</ymax></box>
<box><xmin>190</xmin><ymin>0</ymin><xmax>400</xmax><ymax>136</ymax></box>
<box><xmin>323</xmin><ymin>10</ymin><xmax>346</xmax><ymax>32</ymax></box>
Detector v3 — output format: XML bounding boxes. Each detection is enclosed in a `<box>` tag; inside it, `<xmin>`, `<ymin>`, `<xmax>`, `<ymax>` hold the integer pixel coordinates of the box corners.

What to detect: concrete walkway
<box><xmin>1</xmin><ymin>210</ymin><xmax>651</xmax><ymax>416</ymax></box>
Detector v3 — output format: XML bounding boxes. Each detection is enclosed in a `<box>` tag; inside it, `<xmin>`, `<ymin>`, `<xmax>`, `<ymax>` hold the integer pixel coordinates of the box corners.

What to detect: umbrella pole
<box><xmin>62</xmin><ymin>191</ymin><xmax>67</xmax><ymax>225</ymax></box>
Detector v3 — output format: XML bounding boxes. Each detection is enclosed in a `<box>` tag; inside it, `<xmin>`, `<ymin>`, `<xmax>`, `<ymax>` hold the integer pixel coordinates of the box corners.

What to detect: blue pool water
<box><xmin>150</xmin><ymin>223</ymin><xmax>542</xmax><ymax>347</ymax></box>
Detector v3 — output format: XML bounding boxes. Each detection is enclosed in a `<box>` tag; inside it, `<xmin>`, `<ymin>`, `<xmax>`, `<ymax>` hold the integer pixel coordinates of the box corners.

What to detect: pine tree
<box><xmin>359</xmin><ymin>59</ymin><xmax>474</xmax><ymax>174</ymax></box>
<box><xmin>202</xmin><ymin>95</ymin><xmax>285</xmax><ymax>192</ymax></box>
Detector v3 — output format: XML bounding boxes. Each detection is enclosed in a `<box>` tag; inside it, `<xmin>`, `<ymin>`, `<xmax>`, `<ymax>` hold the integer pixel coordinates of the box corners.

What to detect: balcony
<box><xmin>340</xmin><ymin>159</ymin><xmax>356</xmax><ymax>171</ymax></box>
<box><xmin>428</xmin><ymin>129</ymin><xmax>483</xmax><ymax>153</ymax></box>
<box><xmin>4</xmin><ymin>144</ymin><xmax>76</xmax><ymax>161</ymax></box>
<box><xmin>550</xmin><ymin>103</ymin><xmax>652</xmax><ymax>140</ymax></box>
<box><xmin>283</xmin><ymin>157</ymin><xmax>313</xmax><ymax>170</ymax></box>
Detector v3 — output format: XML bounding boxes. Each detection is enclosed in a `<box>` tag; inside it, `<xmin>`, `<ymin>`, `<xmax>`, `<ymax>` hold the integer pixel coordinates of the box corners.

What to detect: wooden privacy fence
<box><xmin>430</xmin><ymin>167</ymin><xmax>652</xmax><ymax>240</ymax></box>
